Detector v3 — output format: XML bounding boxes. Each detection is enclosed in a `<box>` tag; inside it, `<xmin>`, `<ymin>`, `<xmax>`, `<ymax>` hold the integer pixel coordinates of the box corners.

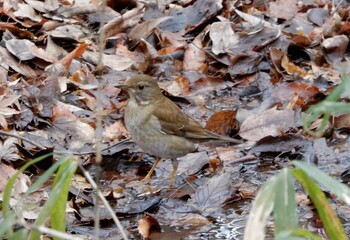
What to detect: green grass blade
<box><xmin>243</xmin><ymin>175</ymin><xmax>277</xmax><ymax>240</ymax></box>
<box><xmin>51</xmin><ymin>157</ymin><xmax>78</xmax><ymax>239</ymax></box>
<box><xmin>274</xmin><ymin>168</ymin><xmax>298</xmax><ymax>234</ymax></box>
<box><xmin>292</xmin><ymin>169</ymin><xmax>347</xmax><ymax>240</ymax></box>
<box><xmin>2</xmin><ymin>153</ymin><xmax>53</xmax><ymax>219</ymax></box>
<box><xmin>276</xmin><ymin>228</ymin><xmax>323</xmax><ymax>240</ymax></box>
<box><xmin>23</xmin><ymin>157</ymin><xmax>67</xmax><ymax>199</ymax></box>
<box><xmin>292</xmin><ymin>161</ymin><xmax>350</xmax><ymax>205</ymax></box>
<box><xmin>0</xmin><ymin>214</ymin><xmax>17</xmax><ymax>236</ymax></box>
<box><xmin>28</xmin><ymin>157</ymin><xmax>77</xmax><ymax>240</ymax></box>
<box><xmin>303</xmin><ymin>70</ymin><xmax>350</xmax><ymax>136</ymax></box>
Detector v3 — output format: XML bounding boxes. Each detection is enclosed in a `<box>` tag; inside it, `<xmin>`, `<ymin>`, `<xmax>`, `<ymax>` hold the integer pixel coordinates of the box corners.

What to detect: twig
<box><xmin>0</xmin><ymin>130</ymin><xmax>46</xmax><ymax>150</ymax></box>
<box><xmin>227</xmin><ymin>154</ymin><xmax>259</xmax><ymax>165</ymax></box>
<box><xmin>94</xmin><ymin>0</ymin><xmax>109</xmax><ymax>236</ymax></box>
<box><xmin>23</xmin><ymin>222</ymin><xmax>84</xmax><ymax>240</ymax></box>
<box><xmin>57</xmin><ymin>138</ymin><xmax>131</xmax><ymax>155</ymax></box>
<box><xmin>0</xmin><ymin>130</ymin><xmax>131</xmax><ymax>156</ymax></box>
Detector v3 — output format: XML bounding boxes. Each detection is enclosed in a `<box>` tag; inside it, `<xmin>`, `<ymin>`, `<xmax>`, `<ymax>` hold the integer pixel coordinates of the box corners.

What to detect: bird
<box><xmin>117</xmin><ymin>74</ymin><xmax>242</xmax><ymax>182</ymax></box>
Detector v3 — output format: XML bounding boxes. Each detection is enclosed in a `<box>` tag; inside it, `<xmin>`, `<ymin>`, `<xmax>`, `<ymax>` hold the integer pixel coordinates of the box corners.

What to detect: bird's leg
<box><xmin>142</xmin><ymin>157</ymin><xmax>161</xmax><ymax>182</ymax></box>
<box><xmin>170</xmin><ymin>158</ymin><xmax>178</xmax><ymax>183</ymax></box>
<box><xmin>136</xmin><ymin>152</ymin><xmax>144</xmax><ymax>162</ymax></box>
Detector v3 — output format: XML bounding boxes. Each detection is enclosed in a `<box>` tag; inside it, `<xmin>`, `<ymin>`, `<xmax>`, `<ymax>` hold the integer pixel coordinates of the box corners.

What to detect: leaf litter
<box><xmin>0</xmin><ymin>0</ymin><xmax>350</xmax><ymax>239</ymax></box>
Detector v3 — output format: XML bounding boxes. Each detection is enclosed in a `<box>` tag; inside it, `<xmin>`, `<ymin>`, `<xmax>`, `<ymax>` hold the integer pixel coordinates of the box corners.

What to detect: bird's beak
<box><xmin>115</xmin><ymin>84</ymin><xmax>129</xmax><ymax>90</ymax></box>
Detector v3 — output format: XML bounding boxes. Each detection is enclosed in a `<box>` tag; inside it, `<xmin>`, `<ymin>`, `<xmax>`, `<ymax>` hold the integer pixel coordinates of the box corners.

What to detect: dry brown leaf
<box><xmin>206</xmin><ymin>110</ymin><xmax>237</xmax><ymax>135</ymax></box>
<box><xmin>14</xmin><ymin>3</ymin><xmax>42</xmax><ymax>22</ymax></box>
<box><xmin>52</xmin><ymin>104</ymin><xmax>77</xmax><ymax>120</ymax></box>
<box><xmin>322</xmin><ymin>35</ymin><xmax>349</xmax><ymax>64</ymax></box>
<box><xmin>46</xmin><ymin>35</ymin><xmax>68</xmax><ymax>58</ymax></box>
<box><xmin>194</xmin><ymin>171</ymin><xmax>232</xmax><ymax>211</ymax></box>
<box><xmin>138</xmin><ymin>215</ymin><xmax>161</xmax><ymax>238</ymax></box>
<box><xmin>49</xmin><ymin>25</ymin><xmax>89</xmax><ymax>41</ymax></box>
<box><xmin>103</xmin><ymin>120</ymin><xmax>129</xmax><ymax>140</ymax></box>
<box><xmin>269</xmin><ymin>47</ymin><xmax>284</xmax><ymax>74</ymax></box>
<box><xmin>103</xmin><ymin>8</ymin><xmax>141</xmax><ymax>39</ymax></box>
<box><xmin>0</xmin><ymin>137</ymin><xmax>20</xmax><ymax>161</ymax></box>
<box><xmin>5</xmin><ymin>39</ymin><xmax>35</xmax><ymax>60</ymax></box>
<box><xmin>215</xmin><ymin>147</ymin><xmax>240</xmax><ymax>162</ymax></box>
<box><xmin>0</xmin><ymin>47</ymin><xmax>37</xmax><ymax>77</ymax></box>
<box><xmin>307</xmin><ymin>8</ymin><xmax>329</xmax><ymax>27</ymax></box>
<box><xmin>70</xmin><ymin>174</ymin><xmax>92</xmax><ymax>190</ymax></box>
<box><xmin>50</xmin><ymin>117</ymin><xmax>95</xmax><ymax>150</ymax></box>
<box><xmin>83</xmin><ymin>50</ymin><xmax>136</xmax><ymax>71</ymax></box>
<box><xmin>239</xmin><ymin>107</ymin><xmax>296</xmax><ymax>141</ymax></box>
<box><xmin>183</xmin><ymin>28</ymin><xmax>207</xmax><ymax>72</ymax></box>
<box><xmin>281</xmin><ymin>54</ymin><xmax>307</xmax><ymax>78</ymax></box>
<box><xmin>129</xmin><ymin>16</ymin><xmax>172</xmax><ymax>43</ymax></box>
<box><xmin>60</xmin><ymin>43</ymin><xmax>88</xmax><ymax>69</ymax></box>
<box><xmin>228</xmin><ymin>52</ymin><xmax>263</xmax><ymax>76</ymax></box>
<box><xmin>334</xmin><ymin>113</ymin><xmax>350</xmax><ymax>129</ymax></box>
<box><xmin>210</xmin><ymin>21</ymin><xmax>239</xmax><ymax>55</ymax></box>
<box><xmin>177</xmin><ymin>151</ymin><xmax>209</xmax><ymax>176</ymax></box>
<box><xmin>0</xmin><ymin>94</ymin><xmax>21</xmax><ymax>128</ymax></box>
<box><xmin>159</xmin><ymin>75</ymin><xmax>190</xmax><ymax>96</ymax></box>
<box><xmin>269</xmin><ymin>0</ymin><xmax>298</xmax><ymax>20</ymax></box>
<box><xmin>272</xmin><ymin>82</ymin><xmax>319</xmax><ymax>108</ymax></box>
<box><xmin>0</xmin><ymin>163</ymin><xmax>30</xmax><ymax>194</ymax></box>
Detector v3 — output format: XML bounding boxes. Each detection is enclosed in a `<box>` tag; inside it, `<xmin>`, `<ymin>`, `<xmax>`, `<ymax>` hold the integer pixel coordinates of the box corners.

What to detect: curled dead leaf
<box><xmin>138</xmin><ymin>214</ymin><xmax>161</xmax><ymax>238</ymax></box>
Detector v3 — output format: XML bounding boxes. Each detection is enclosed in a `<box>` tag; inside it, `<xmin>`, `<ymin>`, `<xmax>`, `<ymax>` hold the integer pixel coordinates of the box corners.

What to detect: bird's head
<box><xmin>117</xmin><ymin>74</ymin><xmax>163</xmax><ymax>105</ymax></box>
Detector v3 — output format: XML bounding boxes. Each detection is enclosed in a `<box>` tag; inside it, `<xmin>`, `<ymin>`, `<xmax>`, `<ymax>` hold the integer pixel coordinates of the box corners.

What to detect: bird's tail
<box><xmin>204</xmin><ymin>130</ymin><xmax>243</xmax><ymax>144</ymax></box>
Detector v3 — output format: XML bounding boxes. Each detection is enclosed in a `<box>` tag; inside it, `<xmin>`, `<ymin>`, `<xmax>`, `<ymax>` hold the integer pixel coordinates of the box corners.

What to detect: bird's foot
<box><xmin>140</xmin><ymin>172</ymin><xmax>153</xmax><ymax>182</ymax></box>
<box><xmin>140</xmin><ymin>176</ymin><xmax>151</xmax><ymax>182</ymax></box>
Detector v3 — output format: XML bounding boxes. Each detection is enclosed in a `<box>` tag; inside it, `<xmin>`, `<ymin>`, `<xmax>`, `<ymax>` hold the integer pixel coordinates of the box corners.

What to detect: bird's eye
<box><xmin>138</xmin><ymin>84</ymin><xmax>144</xmax><ymax>90</ymax></box>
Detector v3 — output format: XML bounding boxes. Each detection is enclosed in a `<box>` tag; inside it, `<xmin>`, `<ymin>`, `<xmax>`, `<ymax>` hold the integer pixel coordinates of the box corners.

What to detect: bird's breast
<box><xmin>124</xmin><ymin>103</ymin><xmax>197</xmax><ymax>159</ymax></box>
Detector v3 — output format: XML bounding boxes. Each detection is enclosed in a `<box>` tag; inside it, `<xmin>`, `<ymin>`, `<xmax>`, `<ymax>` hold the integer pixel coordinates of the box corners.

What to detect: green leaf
<box><xmin>23</xmin><ymin>157</ymin><xmax>68</xmax><ymax>199</ymax></box>
<box><xmin>292</xmin><ymin>161</ymin><xmax>350</xmax><ymax>205</ymax></box>
<box><xmin>303</xmin><ymin>70</ymin><xmax>350</xmax><ymax>137</ymax></box>
<box><xmin>51</xmin><ymin>157</ymin><xmax>78</xmax><ymax>239</ymax></box>
<box><xmin>276</xmin><ymin>228</ymin><xmax>323</xmax><ymax>240</ymax></box>
<box><xmin>2</xmin><ymin>154</ymin><xmax>53</xmax><ymax>219</ymax></box>
<box><xmin>243</xmin><ymin>175</ymin><xmax>277</xmax><ymax>240</ymax></box>
<box><xmin>2</xmin><ymin>153</ymin><xmax>53</xmax><ymax>238</ymax></box>
<box><xmin>28</xmin><ymin>157</ymin><xmax>77</xmax><ymax>240</ymax></box>
<box><xmin>274</xmin><ymin>168</ymin><xmax>298</xmax><ymax>234</ymax></box>
<box><xmin>292</xmin><ymin>168</ymin><xmax>347</xmax><ymax>240</ymax></box>
<box><xmin>0</xmin><ymin>214</ymin><xmax>17</xmax><ymax>237</ymax></box>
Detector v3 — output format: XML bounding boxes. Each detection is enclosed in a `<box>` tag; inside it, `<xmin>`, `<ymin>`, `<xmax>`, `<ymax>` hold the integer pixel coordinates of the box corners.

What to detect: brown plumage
<box><xmin>117</xmin><ymin>74</ymin><xmax>241</xmax><ymax>182</ymax></box>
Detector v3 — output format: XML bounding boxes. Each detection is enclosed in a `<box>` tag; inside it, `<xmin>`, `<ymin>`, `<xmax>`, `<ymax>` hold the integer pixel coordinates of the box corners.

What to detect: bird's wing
<box><xmin>151</xmin><ymin>97</ymin><xmax>219</xmax><ymax>140</ymax></box>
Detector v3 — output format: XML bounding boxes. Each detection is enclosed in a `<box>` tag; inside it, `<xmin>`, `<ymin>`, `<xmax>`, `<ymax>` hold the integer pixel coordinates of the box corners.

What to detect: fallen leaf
<box><xmin>183</xmin><ymin>27</ymin><xmax>207</xmax><ymax>72</ymax></box>
<box><xmin>281</xmin><ymin>54</ymin><xmax>307</xmax><ymax>78</ymax></box>
<box><xmin>0</xmin><ymin>137</ymin><xmax>21</xmax><ymax>161</ymax></box>
<box><xmin>239</xmin><ymin>107</ymin><xmax>297</xmax><ymax>141</ymax></box>
<box><xmin>322</xmin><ymin>35</ymin><xmax>349</xmax><ymax>64</ymax></box>
<box><xmin>334</xmin><ymin>113</ymin><xmax>350</xmax><ymax>129</ymax></box>
<box><xmin>269</xmin><ymin>0</ymin><xmax>298</xmax><ymax>20</ymax></box>
<box><xmin>249</xmin><ymin>134</ymin><xmax>311</xmax><ymax>155</ymax></box>
<box><xmin>103</xmin><ymin>120</ymin><xmax>129</xmax><ymax>140</ymax></box>
<box><xmin>14</xmin><ymin>3</ymin><xmax>42</xmax><ymax>22</ymax></box>
<box><xmin>307</xmin><ymin>8</ymin><xmax>329</xmax><ymax>27</ymax></box>
<box><xmin>0</xmin><ymin>47</ymin><xmax>37</xmax><ymax>77</ymax></box>
<box><xmin>215</xmin><ymin>147</ymin><xmax>241</xmax><ymax>162</ymax></box>
<box><xmin>210</xmin><ymin>21</ymin><xmax>239</xmax><ymax>55</ymax></box>
<box><xmin>194</xmin><ymin>171</ymin><xmax>232</xmax><ymax>211</ymax></box>
<box><xmin>138</xmin><ymin>214</ymin><xmax>161</xmax><ymax>238</ymax></box>
<box><xmin>205</xmin><ymin>110</ymin><xmax>238</xmax><ymax>136</ymax></box>
<box><xmin>0</xmin><ymin>163</ymin><xmax>30</xmax><ymax>194</ymax></box>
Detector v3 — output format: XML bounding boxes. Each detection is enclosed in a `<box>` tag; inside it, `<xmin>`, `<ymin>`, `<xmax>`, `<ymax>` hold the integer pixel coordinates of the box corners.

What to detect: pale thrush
<box><xmin>117</xmin><ymin>74</ymin><xmax>241</xmax><ymax>182</ymax></box>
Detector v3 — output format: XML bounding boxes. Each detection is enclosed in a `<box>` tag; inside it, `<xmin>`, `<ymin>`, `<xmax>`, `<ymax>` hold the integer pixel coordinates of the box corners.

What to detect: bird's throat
<box><xmin>129</xmin><ymin>94</ymin><xmax>150</xmax><ymax>106</ymax></box>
